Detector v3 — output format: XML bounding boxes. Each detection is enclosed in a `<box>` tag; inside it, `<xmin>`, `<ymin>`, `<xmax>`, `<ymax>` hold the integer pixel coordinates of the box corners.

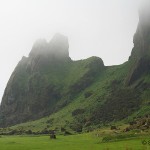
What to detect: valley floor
<box><xmin>0</xmin><ymin>133</ymin><xmax>149</xmax><ymax>150</ymax></box>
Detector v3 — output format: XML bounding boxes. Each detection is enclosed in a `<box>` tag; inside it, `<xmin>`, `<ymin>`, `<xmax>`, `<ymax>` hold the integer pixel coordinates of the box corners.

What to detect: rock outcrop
<box><xmin>127</xmin><ymin>3</ymin><xmax>150</xmax><ymax>85</ymax></box>
<box><xmin>0</xmin><ymin>34</ymin><xmax>104</xmax><ymax>127</ymax></box>
<box><xmin>27</xmin><ymin>33</ymin><xmax>70</xmax><ymax>73</ymax></box>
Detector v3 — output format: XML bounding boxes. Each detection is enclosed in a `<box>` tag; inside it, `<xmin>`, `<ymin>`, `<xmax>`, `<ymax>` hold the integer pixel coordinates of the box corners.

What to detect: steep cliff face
<box><xmin>127</xmin><ymin>5</ymin><xmax>150</xmax><ymax>85</ymax></box>
<box><xmin>0</xmin><ymin>34</ymin><xmax>104</xmax><ymax>127</ymax></box>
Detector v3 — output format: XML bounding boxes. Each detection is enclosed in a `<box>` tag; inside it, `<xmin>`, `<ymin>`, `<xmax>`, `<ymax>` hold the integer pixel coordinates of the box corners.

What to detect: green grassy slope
<box><xmin>8</xmin><ymin>63</ymin><xmax>127</xmax><ymax>132</ymax></box>
<box><xmin>3</xmin><ymin>60</ymin><xmax>149</xmax><ymax>133</ymax></box>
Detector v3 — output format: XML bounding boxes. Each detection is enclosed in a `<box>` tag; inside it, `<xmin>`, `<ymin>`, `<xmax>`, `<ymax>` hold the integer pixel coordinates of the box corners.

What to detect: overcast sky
<box><xmin>0</xmin><ymin>0</ymin><xmax>143</xmax><ymax>102</ymax></box>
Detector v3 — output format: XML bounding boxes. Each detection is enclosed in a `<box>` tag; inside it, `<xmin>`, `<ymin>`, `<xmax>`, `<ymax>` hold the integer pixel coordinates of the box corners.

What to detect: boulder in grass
<box><xmin>50</xmin><ymin>130</ymin><xmax>56</xmax><ymax>139</ymax></box>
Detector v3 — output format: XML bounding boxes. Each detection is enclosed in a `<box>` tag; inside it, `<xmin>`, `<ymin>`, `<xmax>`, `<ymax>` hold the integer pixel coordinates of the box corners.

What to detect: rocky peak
<box><xmin>49</xmin><ymin>33</ymin><xmax>69</xmax><ymax>59</ymax></box>
<box><xmin>130</xmin><ymin>2</ymin><xmax>150</xmax><ymax>60</ymax></box>
<box><xmin>29</xmin><ymin>39</ymin><xmax>48</xmax><ymax>57</ymax></box>
<box><xmin>26</xmin><ymin>34</ymin><xmax>70</xmax><ymax>72</ymax></box>
<box><xmin>127</xmin><ymin>2</ymin><xmax>150</xmax><ymax>85</ymax></box>
<box><xmin>29</xmin><ymin>34</ymin><xmax>69</xmax><ymax>59</ymax></box>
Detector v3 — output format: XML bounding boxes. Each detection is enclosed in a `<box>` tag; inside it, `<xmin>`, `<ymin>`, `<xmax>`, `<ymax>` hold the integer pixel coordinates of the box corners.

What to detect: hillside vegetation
<box><xmin>0</xmin><ymin>4</ymin><xmax>150</xmax><ymax>134</ymax></box>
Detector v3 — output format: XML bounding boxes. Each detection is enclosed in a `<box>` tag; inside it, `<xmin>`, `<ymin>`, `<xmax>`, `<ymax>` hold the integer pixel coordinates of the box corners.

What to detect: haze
<box><xmin>0</xmin><ymin>0</ymin><xmax>143</xmax><ymax>102</ymax></box>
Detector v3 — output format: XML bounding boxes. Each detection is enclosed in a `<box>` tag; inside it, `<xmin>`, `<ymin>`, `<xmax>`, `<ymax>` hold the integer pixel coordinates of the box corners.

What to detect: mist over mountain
<box><xmin>0</xmin><ymin>3</ymin><xmax>149</xmax><ymax>132</ymax></box>
<box><xmin>0</xmin><ymin>33</ymin><xmax>104</xmax><ymax>127</ymax></box>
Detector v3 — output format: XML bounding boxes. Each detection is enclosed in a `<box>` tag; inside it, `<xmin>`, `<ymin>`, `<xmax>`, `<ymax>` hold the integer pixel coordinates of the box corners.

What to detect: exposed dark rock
<box><xmin>0</xmin><ymin>34</ymin><xmax>71</xmax><ymax>127</ymax></box>
<box><xmin>0</xmin><ymin>34</ymin><xmax>104</xmax><ymax>127</ymax></box>
<box><xmin>126</xmin><ymin>115</ymin><xmax>150</xmax><ymax>131</ymax></box>
<box><xmin>50</xmin><ymin>130</ymin><xmax>56</xmax><ymax>139</ymax></box>
<box><xmin>127</xmin><ymin>3</ymin><xmax>150</xmax><ymax>85</ymax></box>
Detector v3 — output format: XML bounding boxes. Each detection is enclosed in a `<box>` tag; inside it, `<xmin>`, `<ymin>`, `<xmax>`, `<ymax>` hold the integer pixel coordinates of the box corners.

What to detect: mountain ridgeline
<box><xmin>0</xmin><ymin>6</ymin><xmax>150</xmax><ymax>131</ymax></box>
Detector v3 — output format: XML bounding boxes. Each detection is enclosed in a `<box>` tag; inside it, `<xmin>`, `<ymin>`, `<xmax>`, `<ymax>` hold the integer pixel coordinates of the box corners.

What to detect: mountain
<box><xmin>0</xmin><ymin>33</ymin><xmax>104</xmax><ymax>127</ymax></box>
<box><xmin>0</xmin><ymin>5</ymin><xmax>149</xmax><ymax>132</ymax></box>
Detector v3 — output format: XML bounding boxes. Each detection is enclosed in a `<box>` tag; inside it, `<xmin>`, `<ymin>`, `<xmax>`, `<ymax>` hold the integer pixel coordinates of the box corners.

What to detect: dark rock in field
<box><xmin>50</xmin><ymin>130</ymin><xmax>56</xmax><ymax>139</ymax></box>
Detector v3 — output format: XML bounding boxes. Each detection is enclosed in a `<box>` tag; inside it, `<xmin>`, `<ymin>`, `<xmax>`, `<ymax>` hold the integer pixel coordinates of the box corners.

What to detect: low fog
<box><xmin>0</xmin><ymin>0</ymin><xmax>145</xmax><ymax>102</ymax></box>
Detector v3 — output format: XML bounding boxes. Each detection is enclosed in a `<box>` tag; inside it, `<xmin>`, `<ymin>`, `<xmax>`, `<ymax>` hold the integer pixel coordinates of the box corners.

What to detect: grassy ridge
<box><xmin>5</xmin><ymin>60</ymin><xmax>149</xmax><ymax>133</ymax></box>
<box><xmin>8</xmin><ymin>64</ymin><xmax>125</xmax><ymax>132</ymax></box>
<box><xmin>1</xmin><ymin>55</ymin><xmax>149</xmax><ymax>132</ymax></box>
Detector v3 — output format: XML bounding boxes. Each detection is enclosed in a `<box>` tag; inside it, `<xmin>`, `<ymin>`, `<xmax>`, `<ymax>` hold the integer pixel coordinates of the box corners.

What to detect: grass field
<box><xmin>0</xmin><ymin>133</ymin><xmax>149</xmax><ymax>150</ymax></box>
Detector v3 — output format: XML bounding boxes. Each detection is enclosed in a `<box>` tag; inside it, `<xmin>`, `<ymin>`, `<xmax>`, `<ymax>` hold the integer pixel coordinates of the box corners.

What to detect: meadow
<box><xmin>0</xmin><ymin>133</ymin><xmax>149</xmax><ymax>150</ymax></box>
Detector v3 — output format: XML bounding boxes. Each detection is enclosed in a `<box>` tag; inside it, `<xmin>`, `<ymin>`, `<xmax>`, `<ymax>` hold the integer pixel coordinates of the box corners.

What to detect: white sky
<box><xmin>0</xmin><ymin>0</ymin><xmax>143</xmax><ymax>102</ymax></box>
